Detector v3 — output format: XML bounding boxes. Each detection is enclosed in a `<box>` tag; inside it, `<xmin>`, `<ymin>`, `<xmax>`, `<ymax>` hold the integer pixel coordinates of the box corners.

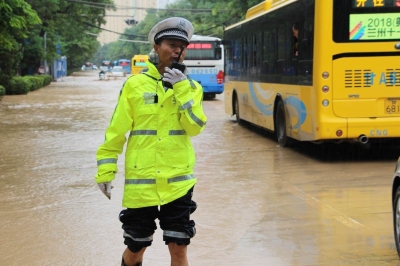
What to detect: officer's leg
<box><xmin>119</xmin><ymin>207</ymin><xmax>158</xmax><ymax>266</ymax></box>
<box><xmin>121</xmin><ymin>248</ymin><xmax>145</xmax><ymax>266</ymax></box>
<box><xmin>168</xmin><ymin>242</ymin><xmax>188</xmax><ymax>266</ymax></box>
<box><xmin>159</xmin><ymin>186</ymin><xmax>197</xmax><ymax>266</ymax></box>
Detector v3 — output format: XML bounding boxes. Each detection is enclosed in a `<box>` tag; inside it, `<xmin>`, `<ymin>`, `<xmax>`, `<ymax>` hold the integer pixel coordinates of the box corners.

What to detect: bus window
<box><xmin>298</xmin><ymin>15</ymin><xmax>314</xmax><ymax>84</ymax></box>
<box><xmin>185</xmin><ymin>42</ymin><xmax>218</xmax><ymax>60</ymax></box>
<box><xmin>252</xmin><ymin>34</ymin><xmax>257</xmax><ymax>68</ymax></box>
<box><xmin>277</xmin><ymin>24</ymin><xmax>290</xmax><ymax>77</ymax></box>
<box><xmin>292</xmin><ymin>22</ymin><xmax>299</xmax><ymax>58</ymax></box>
<box><xmin>215</xmin><ymin>47</ymin><xmax>222</xmax><ymax>60</ymax></box>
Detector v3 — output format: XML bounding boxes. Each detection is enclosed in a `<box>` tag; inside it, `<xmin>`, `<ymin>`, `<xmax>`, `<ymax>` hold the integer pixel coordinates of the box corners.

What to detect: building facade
<box><xmin>97</xmin><ymin>0</ymin><xmax>177</xmax><ymax>45</ymax></box>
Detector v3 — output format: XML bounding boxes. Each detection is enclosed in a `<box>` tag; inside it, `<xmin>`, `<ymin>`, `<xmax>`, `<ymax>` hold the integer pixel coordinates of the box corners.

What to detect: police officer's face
<box><xmin>155</xmin><ymin>38</ymin><xmax>187</xmax><ymax>68</ymax></box>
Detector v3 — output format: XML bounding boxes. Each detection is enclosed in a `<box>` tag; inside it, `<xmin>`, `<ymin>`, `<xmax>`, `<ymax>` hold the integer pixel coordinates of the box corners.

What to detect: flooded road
<box><xmin>1</xmin><ymin>71</ymin><xmax>400</xmax><ymax>265</ymax></box>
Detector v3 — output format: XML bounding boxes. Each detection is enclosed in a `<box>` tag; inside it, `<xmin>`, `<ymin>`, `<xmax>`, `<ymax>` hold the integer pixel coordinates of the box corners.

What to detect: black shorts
<box><xmin>119</xmin><ymin>186</ymin><xmax>197</xmax><ymax>253</ymax></box>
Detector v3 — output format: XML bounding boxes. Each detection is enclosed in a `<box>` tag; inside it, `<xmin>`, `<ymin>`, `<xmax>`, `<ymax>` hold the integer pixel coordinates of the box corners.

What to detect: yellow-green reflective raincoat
<box><xmin>95</xmin><ymin>61</ymin><xmax>207</xmax><ymax>208</ymax></box>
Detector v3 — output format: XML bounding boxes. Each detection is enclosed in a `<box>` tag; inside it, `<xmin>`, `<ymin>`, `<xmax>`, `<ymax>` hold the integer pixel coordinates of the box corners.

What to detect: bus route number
<box><xmin>188</xmin><ymin>68</ymin><xmax>217</xmax><ymax>75</ymax></box>
<box><xmin>385</xmin><ymin>99</ymin><xmax>400</xmax><ymax>114</ymax></box>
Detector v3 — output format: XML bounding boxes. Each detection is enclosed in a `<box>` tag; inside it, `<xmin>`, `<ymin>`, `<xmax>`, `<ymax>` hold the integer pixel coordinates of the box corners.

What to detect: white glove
<box><xmin>98</xmin><ymin>182</ymin><xmax>112</xmax><ymax>199</ymax></box>
<box><xmin>163</xmin><ymin>67</ymin><xmax>187</xmax><ymax>87</ymax></box>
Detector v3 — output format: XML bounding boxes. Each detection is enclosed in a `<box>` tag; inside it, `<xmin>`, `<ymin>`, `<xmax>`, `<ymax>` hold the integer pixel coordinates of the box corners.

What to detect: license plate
<box><xmin>385</xmin><ymin>99</ymin><xmax>400</xmax><ymax>114</ymax></box>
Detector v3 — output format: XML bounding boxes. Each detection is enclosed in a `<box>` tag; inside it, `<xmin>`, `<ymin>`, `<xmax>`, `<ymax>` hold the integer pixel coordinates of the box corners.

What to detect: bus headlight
<box><xmin>322</xmin><ymin>72</ymin><xmax>329</xmax><ymax>79</ymax></box>
<box><xmin>322</xmin><ymin>100</ymin><xmax>329</xmax><ymax>107</ymax></box>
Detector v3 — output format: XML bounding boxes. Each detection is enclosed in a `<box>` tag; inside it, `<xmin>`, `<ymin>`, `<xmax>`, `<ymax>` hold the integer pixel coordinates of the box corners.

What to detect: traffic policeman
<box><xmin>95</xmin><ymin>17</ymin><xmax>207</xmax><ymax>266</ymax></box>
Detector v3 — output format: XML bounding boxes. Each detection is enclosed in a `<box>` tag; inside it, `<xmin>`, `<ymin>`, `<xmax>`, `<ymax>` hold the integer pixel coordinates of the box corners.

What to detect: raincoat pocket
<box><xmin>167</xmin><ymin>150</ymin><xmax>194</xmax><ymax>171</ymax></box>
<box><xmin>126</xmin><ymin>150</ymin><xmax>156</xmax><ymax>177</ymax></box>
<box><xmin>135</xmin><ymin>105</ymin><xmax>158</xmax><ymax>128</ymax></box>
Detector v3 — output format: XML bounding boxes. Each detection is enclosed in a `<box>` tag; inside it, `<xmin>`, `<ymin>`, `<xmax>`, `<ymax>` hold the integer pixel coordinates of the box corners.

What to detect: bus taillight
<box><xmin>217</xmin><ymin>70</ymin><xmax>224</xmax><ymax>84</ymax></box>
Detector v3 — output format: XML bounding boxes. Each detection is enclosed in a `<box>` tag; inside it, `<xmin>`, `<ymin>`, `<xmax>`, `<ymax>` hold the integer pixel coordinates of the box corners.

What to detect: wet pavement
<box><xmin>1</xmin><ymin>71</ymin><xmax>400</xmax><ymax>265</ymax></box>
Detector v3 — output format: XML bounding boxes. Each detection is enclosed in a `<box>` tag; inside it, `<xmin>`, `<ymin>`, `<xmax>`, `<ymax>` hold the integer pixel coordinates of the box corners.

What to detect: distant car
<box><xmin>392</xmin><ymin>157</ymin><xmax>400</xmax><ymax>255</ymax></box>
<box><xmin>111</xmin><ymin>66</ymin><xmax>126</xmax><ymax>77</ymax></box>
<box><xmin>92</xmin><ymin>65</ymin><xmax>98</xmax><ymax>70</ymax></box>
<box><xmin>100</xmin><ymin>66</ymin><xmax>109</xmax><ymax>72</ymax></box>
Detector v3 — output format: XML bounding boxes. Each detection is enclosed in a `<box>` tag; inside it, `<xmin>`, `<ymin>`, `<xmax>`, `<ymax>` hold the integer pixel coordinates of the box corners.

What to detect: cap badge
<box><xmin>176</xmin><ymin>20</ymin><xmax>185</xmax><ymax>31</ymax></box>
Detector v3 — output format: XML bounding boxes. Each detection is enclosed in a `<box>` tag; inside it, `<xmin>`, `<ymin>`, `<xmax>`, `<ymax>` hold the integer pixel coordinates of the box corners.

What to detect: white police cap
<box><xmin>148</xmin><ymin>17</ymin><xmax>194</xmax><ymax>45</ymax></box>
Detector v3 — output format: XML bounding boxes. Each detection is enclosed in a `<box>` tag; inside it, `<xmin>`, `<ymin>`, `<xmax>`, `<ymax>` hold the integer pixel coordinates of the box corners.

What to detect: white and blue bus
<box><xmin>183</xmin><ymin>35</ymin><xmax>224</xmax><ymax>99</ymax></box>
<box><xmin>117</xmin><ymin>59</ymin><xmax>131</xmax><ymax>74</ymax></box>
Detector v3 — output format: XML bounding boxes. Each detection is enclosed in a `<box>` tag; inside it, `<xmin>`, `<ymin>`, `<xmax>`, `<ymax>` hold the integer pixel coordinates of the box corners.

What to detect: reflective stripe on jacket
<box><xmin>95</xmin><ymin>61</ymin><xmax>207</xmax><ymax>208</ymax></box>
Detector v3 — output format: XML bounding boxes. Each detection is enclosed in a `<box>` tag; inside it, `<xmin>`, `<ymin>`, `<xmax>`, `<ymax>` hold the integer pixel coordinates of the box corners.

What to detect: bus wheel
<box><xmin>394</xmin><ymin>186</ymin><xmax>400</xmax><ymax>256</ymax></box>
<box><xmin>233</xmin><ymin>94</ymin><xmax>242</xmax><ymax>125</ymax></box>
<box><xmin>276</xmin><ymin>100</ymin><xmax>292</xmax><ymax>147</ymax></box>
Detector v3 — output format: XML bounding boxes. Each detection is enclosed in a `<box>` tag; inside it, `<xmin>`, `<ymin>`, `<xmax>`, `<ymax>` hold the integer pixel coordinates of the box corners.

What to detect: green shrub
<box><xmin>0</xmin><ymin>74</ymin><xmax>11</xmax><ymax>90</ymax></box>
<box><xmin>33</xmin><ymin>76</ymin><xmax>44</xmax><ymax>90</ymax></box>
<box><xmin>8</xmin><ymin>76</ymin><xmax>29</xmax><ymax>95</ymax></box>
<box><xmin>0</xmin><ymin>85</ymin><xmax>5</xmax><ymax>100</ymax></box>
<box><xmin>22</xmin><ymin>77</ymin><xmax>36</xmax><ymax>92</ymax></box>
<box><xmin>29</xmin><ymin>76</ymin><xmax>44</xmax><ymax>91</ymax></box>
<box><xmin>42</xmin><ymin>74</ymin><xmax>52</xmax><ymax>86</ymax></box>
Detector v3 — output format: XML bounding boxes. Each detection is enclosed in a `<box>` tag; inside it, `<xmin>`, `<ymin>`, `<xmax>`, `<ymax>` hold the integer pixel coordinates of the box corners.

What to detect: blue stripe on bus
<box><xmin>284</xmin><ymin>96</ymin><xmax>307</xmax><ymax>130</ymax></box>
<box><xmin>248</xmin><ymin>82</ymin><xmax>307</xmax><ymax>130</ymax></box>
<box><xmin>248</xmin><ymin>82</ymin><xmax>274</xmax><ymax>116</ymax></box>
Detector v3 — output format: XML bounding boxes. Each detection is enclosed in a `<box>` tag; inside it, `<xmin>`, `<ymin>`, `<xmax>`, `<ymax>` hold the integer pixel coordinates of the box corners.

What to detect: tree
<box><xmin>0</xmin><ymin>0</ymin><xmax>41</xmax><ymax>51</ymax></box>
<box><xmin>156</xmin><ymin>0</ymin><xmax>260</xmax><ymax>37</ymax></box>
<box><xmin>0</xmin><ymin>0</ymin><xmax>41</xmax><ymax>88</ymax></box>
<box><xmin>91</xmin><ymin>0</ymin><xmax>261</xmax><ymax>68</ymax></box>
<box><xmin>21</xmin><ymin>0</ymin><xmax>115</xmax><ymax>73</ymax></box>
<box><xmin>0</xmin><ymin>0</ymin><xmax>116</xmax><ymax>88</ymax></box>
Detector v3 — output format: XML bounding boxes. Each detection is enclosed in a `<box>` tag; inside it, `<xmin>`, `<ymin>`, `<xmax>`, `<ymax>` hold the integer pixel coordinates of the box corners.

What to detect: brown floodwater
<box><xmin>1</xmin><ymin>71</ymin><xmax>400</xmax><ymax>265</ymax></box>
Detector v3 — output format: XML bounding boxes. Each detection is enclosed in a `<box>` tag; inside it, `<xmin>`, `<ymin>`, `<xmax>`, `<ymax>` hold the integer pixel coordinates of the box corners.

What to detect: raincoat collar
<box><xmin>145</xmin><ymin>60</ymin><xmax>162</xmax><ymax>81</ymax></box>
<box><xmin>144</xmin><ymin>60</ymin><xmax>174</xmax><ymax>103</ymax></box>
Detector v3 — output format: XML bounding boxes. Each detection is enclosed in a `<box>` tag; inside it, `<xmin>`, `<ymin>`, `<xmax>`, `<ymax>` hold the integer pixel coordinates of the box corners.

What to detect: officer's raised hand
<box><xmin>163</xmin><ymin>67</ymin><xmax>187</xmax><ymax>87</ymax></box>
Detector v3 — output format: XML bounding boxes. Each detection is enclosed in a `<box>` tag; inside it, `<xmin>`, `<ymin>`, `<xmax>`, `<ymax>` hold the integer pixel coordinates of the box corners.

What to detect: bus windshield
<box><xmin>333</xmin><ymin>0</ymin><xmax>400</xmax><ymax>42</ymax></box>
<box><xmin>134</xmin><ymin>62</ymin><xmax>147</xmax><ymax>66</ymax></box>
<box><xmin>185</xmin><ymin>42</ymin><xmax>221</xmax><ymax>60</ymax></box>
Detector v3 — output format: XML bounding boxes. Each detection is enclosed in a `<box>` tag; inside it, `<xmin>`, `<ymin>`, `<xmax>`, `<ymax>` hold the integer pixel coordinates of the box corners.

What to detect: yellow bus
<box><xmin>131</xmin><ymin>54</ymin><xmax>149</xmax><ymax>75</ymax></box>
<box><xmin>224</xmin><ymin>0</ymin><xmax>400</xmax><ymax>147</ymax></box>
